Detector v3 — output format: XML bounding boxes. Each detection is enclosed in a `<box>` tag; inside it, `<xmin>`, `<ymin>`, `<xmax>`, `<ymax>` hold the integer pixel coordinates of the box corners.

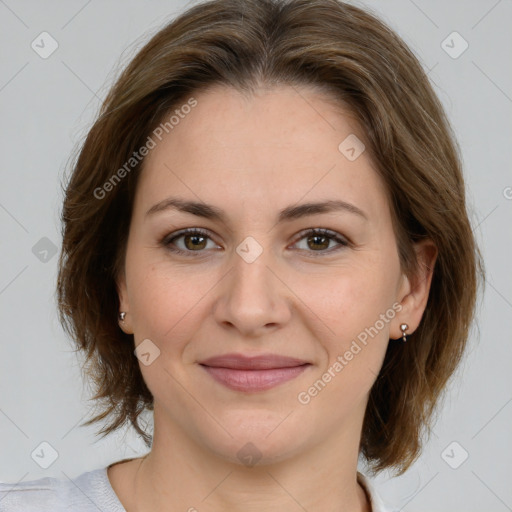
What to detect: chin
<box><xmin>207</xmin><ymin>436</ymin><xmax>307</xmax><ymax>468</ymax></box>
<box><xmin>197</xmin><ymin>411</ymin><xmax>313</xmax><ymax>467</ymax></box>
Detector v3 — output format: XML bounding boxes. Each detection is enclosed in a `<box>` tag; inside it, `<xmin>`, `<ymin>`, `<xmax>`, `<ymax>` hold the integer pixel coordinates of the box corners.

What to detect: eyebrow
<box><xmin>145</xmin><ymin>197</ymin><xmax>368</xmax><ymax>223</ymax></box>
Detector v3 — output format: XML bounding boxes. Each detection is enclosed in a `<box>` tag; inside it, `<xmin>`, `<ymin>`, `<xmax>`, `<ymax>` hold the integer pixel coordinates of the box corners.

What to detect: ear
<box><xmin>390</xmin><ymin>239</ymin><xmax>438</xmax><ymax>340</ymax></box>
<box><xmin>116</xmin><ymin>268</ymin><xmax>134</xmax><ymax>335</ymax></box>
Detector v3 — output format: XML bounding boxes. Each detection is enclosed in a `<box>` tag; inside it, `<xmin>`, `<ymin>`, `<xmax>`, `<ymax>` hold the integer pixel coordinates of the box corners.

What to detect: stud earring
<box><xmin>400</xmin><ymin>323</ymin><xmax>409</xmax><ymax>342</ymax></box>
<box><xmin>119</xmin><ymin>311</ymin><xmax>126</xmax><ymax>322</ymax></box>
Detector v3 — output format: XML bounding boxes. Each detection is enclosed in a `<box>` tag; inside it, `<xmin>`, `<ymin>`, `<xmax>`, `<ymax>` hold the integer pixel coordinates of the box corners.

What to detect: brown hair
<box><xmin>57</xmin><ymin>0</ymin><xmax>484</xmax><ymax>474</ymax></box>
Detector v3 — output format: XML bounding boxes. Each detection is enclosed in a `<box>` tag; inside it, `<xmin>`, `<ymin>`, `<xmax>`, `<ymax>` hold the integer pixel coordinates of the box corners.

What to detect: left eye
<box><xmin>162</xmin><ymin>228</ymin><xmax>349</xmax><ymax>256</ymax></box>
<box><xmin>292</xmin><ymin>228</ymin><xmax>349</xmax><ymax>254</ymax></box>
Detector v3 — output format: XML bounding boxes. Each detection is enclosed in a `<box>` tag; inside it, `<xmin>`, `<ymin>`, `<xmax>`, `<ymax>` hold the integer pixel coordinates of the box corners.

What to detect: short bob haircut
<box><xmin>57</xmin><ymin>0</ymin><xmax>483</xmax><ymax>475</ymax></box>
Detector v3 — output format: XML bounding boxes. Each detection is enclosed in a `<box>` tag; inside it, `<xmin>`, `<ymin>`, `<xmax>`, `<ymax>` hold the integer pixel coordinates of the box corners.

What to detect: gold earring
<box><xmin>400</xmin><ymin>323</ymin><xmax>409</xmax><ymax>342</ymax></box>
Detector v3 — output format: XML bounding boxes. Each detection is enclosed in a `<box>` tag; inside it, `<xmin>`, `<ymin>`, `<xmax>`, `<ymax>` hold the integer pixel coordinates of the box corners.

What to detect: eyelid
<box><xmin>291</xmin><ymin>227</ymin><xmax>350</xmax><ymax>246</ymax></box>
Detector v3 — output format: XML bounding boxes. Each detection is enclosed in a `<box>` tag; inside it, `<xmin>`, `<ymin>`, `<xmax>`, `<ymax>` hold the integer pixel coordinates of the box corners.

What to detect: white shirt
<box><xmin>0</xmin><ymin>467</ymin><xmax>396</xmax><ymax>511</ymax></box>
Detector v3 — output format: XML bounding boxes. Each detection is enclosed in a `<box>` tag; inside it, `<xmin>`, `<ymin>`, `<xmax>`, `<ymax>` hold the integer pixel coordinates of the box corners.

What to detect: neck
<box><xmin>130</xmin><ymin>409</ymin><xmax>371</xmax><ymax>512</ymax></box>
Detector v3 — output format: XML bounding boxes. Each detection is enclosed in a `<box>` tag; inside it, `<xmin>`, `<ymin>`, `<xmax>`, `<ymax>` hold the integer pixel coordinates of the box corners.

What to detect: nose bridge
<box><xmin>233</xmin><ymin>235</ymin><xmax>273</xmax><ymax>297</ymax></box>
<box><xmin>214</xmin><ymin>234</ymin><xmax>290</xmax><ymax>334</ymax></box>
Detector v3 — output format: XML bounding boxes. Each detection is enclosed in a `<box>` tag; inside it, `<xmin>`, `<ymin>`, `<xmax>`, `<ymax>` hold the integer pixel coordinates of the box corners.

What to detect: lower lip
<box><xmin>201</xmin><ymin>364</ymin><xmax>310</xmax><ymax>392</ymax></box>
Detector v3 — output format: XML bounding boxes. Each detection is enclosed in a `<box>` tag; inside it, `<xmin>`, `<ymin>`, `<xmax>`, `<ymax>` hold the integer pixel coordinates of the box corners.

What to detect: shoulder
<box><xmin>0</xmin><ymin>475</ymin><xmax>60</xmax><ymax>511</ymax></box>
<box><xmin>0</xmin><ymin>467</ymin><xmax>125</xmax><ymax>512</ymax></box>
<box><xmin>357</xmin><ymin>472</ymin><xmax>399</xmax><ymax>512</ymax></box>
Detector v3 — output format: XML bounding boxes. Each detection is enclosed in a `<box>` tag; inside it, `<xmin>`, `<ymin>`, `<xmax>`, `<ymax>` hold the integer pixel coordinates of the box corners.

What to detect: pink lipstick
<box><xmin>199</xmin><ymin>353</ymin><xmax>311</xmax><ymax>392</ymax></box>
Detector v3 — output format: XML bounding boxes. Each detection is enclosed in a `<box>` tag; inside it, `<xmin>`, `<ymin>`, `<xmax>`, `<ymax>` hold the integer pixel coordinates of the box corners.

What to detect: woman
<box><xmin>0</xmin><ymin>0</ymin><xmax>482</xmax><ymax>510</ymax></box>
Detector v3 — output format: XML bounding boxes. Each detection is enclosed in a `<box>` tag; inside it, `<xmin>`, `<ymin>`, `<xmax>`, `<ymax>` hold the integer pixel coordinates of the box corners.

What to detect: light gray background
<box><xmin>0</xmin><ymin>1</ymin><xmax>511</xmax><ymax>510</ymax></box>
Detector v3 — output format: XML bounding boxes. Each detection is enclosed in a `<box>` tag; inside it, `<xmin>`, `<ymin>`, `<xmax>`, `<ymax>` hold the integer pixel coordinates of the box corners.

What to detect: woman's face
<box><xmin>118</xmin><ymin>84</ymin><xmax>426</xmax><ymax>465</ymax></box>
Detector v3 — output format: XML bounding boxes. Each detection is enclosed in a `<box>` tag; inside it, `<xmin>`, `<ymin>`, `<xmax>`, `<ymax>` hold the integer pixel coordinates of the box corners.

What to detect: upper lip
<box><xmin>199</xmin><ymin>353</ymin><xmax>310</xmax><ymax>370</ymax></box>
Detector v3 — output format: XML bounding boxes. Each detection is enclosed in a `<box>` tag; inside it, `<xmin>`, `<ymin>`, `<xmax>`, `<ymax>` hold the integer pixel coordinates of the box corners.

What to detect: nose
<box><xmin>213</xmin><ymin>241</ymin><xmax>292</xmax><ymax>338</ymax></box>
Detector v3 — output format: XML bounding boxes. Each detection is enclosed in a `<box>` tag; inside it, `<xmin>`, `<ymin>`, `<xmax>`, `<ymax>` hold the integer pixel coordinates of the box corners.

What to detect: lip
<box><xmin>199</xmin><ymin>353</ymin><xmax>309</xmax><ymax>370</ymax></box>
<box><xmin>199</xmin><ymin>353</ymin><xmax>311</xmax><ymax>392</ymax></box>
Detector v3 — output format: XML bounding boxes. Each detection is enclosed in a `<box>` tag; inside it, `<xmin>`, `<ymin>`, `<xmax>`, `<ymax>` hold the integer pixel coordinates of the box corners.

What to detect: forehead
<box><xmin>135</xmin><ymin>84</ymin><xmax>389</xmax><ymax>223</ymax></box>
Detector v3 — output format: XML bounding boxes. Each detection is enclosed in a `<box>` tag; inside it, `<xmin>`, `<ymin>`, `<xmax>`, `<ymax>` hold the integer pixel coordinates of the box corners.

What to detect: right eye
<box><xmin>161</xmin><ymin>228</ymin><xmax>221</xmax><ymax>255</ymax></box>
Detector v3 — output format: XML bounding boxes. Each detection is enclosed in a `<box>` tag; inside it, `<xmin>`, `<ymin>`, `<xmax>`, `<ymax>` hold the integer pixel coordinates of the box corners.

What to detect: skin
<box><xmin>112</xmin><ymin>84</ymin><xmax>437</xmax><ymax>512</ymax></box>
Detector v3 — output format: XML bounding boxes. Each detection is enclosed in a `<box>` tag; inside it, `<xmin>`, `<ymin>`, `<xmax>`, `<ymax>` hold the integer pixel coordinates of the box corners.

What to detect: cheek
<box><xmin>293</xmin><ymin>255</ymin><xmax>400</xmax><ymax>397</ymax></box>
<box><xmin>295</xmin><ymin>269</ymin><xmax>397</xmax><ymax>412</ymax></box>
<box><xmin>126</xmin><ymin>256</ymin><xmax>217</xmax><ymax>346</ymax></box>
<box><xmin>126</xmin><ymin>262</ymin><xmax>211</xmax><ymax>392</ymax></box>
<box><xmin>294</xmin><ymin>258</ymin><xmax>398</xmax><ymax>339</ymax></box>
<box><xmin>129</xmin><ymin>265</ymin><xmax>173</xmax><ymax>331</ymax></box>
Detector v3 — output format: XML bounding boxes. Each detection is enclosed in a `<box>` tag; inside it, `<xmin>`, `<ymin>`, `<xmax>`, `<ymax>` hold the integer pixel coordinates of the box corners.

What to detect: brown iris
<box><xmin>307</xmin><ymin>234</ymin><xmax>330</xmax><ymax>251</ymax></box>
<box><xmin>184</xmin><ymin>233</ymin><xmax>208</xmax><ymax>251</ymax></box>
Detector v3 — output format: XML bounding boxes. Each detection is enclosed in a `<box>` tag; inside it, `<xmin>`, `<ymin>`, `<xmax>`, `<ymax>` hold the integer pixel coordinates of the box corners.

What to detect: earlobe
<box><xmin>391</xmin><ymin>239</ymin><xmax>438</xmax><ymax>340</ymax></box>
<box><xmin>118</xmin><ymin>310</ymin><xmax>133</xmax><ymax>334</ymax></box>
<box><xmin>116</xmin><ymin>269</ymin><xmax>134</xmax><ymax>335</ymax></box>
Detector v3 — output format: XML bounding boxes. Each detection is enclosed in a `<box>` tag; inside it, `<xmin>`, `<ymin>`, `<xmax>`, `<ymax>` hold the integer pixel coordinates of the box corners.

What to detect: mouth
<box><xmin>198</xmin><ymin>353</ymin><xmax>312</xmax><ymax>392</ymax></box>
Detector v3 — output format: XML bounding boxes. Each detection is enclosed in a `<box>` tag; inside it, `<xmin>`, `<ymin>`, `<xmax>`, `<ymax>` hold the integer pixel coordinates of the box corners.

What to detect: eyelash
<box><xmin>161</xmin><ymin>227</ymin><xmax>350</xmax><ymax>257</ymax></box>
